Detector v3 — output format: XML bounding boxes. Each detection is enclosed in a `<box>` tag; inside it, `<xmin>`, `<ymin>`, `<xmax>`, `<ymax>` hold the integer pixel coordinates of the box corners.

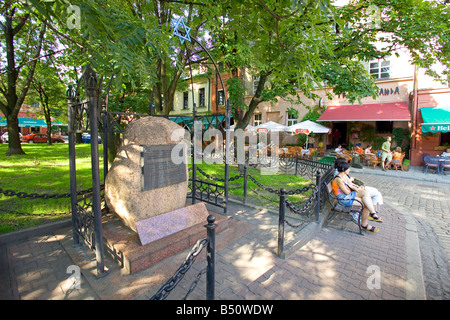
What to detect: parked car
<box><xmin>1</xmin><ymin>132</ymin><xmax>22</xmax><ymax>143</ymax></box>
<box><xmin>20</xmin><ymin>133</ymin><xmax>65</xmax><ymax>143</ymax></box>
<box><xmin>81</xmin><ymin>133</ymin><xmax>101</xmax><ymax>143</ymax></box>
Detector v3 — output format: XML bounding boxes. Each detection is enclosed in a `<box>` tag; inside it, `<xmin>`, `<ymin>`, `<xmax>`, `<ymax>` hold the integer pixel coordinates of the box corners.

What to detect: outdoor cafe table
<box><xmin>429</xmin><ymin>155</ymin><xmax>449</xmax><ymax>174</ymax></box>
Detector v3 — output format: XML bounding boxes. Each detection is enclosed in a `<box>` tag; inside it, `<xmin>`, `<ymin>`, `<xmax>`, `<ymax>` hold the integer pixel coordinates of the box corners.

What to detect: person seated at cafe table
<box><xmin>392</xmin><ymin>147</ymin><xmax>403</xmax><ymax>160</ymax></box>
<box><xmin>364</xmin><ymin>145</ymin><xmax>375</xmax><ymax>155</ymax></box>
<box><xmin>335</xmin><ymin>144</ymin><xmax>343</xmax><ymax>155</ymax></box>
<box><xmin>353</xmin><ymin>143</ymin><xmax>364</xmax><ymax>154</ymax></box>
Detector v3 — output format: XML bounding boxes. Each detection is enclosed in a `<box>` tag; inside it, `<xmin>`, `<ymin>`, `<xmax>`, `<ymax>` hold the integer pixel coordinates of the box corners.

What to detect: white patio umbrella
<box><xmin>287</xmin><ymin>120</ymin><xmax>330</xmax><ymax>134</ymax></box>
<box><xmin>255</xmin><ymin>121</ymin><xmax>288</xmax><ymax>132</ymax></box>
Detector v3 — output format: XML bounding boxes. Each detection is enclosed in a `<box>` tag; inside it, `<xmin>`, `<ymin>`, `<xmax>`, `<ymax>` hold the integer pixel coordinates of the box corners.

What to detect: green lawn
<box><xmin>0</xmin><ymin>143</ymin><xmax>103</xmax><ymax>234</ymax></box>
<box><xmin>195</xmin><ymin>163</ymin><xmax>313</xmax><ymax>210</ymax></box>
<box><xmin>0</xmin><ymin>144</ymin><xmax>314</xmax><ymax>234</ymax></box>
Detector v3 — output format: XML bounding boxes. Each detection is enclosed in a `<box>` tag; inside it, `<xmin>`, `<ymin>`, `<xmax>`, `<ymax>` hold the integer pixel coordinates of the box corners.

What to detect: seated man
<box><xmin>356</xmin><ymin>145</ymin><xmax>364</xmax><ymax>154</ymax></box>
<box><xmin>335</xmin><ymin>144</ymin><xmax>343</xmax><ymax>155</ymax></box>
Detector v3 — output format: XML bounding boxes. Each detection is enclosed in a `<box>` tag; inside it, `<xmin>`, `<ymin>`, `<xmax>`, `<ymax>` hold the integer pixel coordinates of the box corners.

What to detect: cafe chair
<box><xmin>423</xmin><ymin>156</ymin><xmax>440</xmax><ymax>174</ymax></box>
<box><xmin>367</xmin><ymin>154</ymin><xmax>381</xmax><ymax>168</ymax></box>
<box><xmin>440</xmin><ymin>158</ymin><xmax>450</xmax><ymax>175</ymax></box>
<box><xmin>421</xmin><ymin>153</ymin><xmax>430</xmax><ymax>172</ymax></box>
<box><xmin>390</xmin><ymin>153</ymin><xmax>405</xmax><ymax>171</ymax></box>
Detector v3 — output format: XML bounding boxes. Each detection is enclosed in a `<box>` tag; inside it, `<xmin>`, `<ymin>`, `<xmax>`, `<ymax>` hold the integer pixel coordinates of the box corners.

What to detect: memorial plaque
<box><xmin>141</xmin><ymin>144</ymin><xmax>187</xmax><ymax>191</ymax></box>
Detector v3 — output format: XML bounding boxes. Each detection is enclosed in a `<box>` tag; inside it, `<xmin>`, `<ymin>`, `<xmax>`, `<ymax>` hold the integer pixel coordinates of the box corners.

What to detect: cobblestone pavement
<box><xmin>351</xmin><ymin>171</ymin><xmax>450</xmax><ymax>300</ymax></box>
<box><xmin>1</xmin><ymin>166</ymin><xmax>449</xmax><ymax>301</ymax></box>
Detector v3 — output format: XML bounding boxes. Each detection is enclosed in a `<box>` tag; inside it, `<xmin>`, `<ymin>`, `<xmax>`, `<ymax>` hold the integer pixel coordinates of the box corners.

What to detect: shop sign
<box><xmin>338</xmin><ymin>86</ymin><xmax>400</xmax><ymax>99</ymax></box>
<box><xmin>421</xmin><ymin>124</ymin><xmax>450</xmax><ymax>133</ymax></box>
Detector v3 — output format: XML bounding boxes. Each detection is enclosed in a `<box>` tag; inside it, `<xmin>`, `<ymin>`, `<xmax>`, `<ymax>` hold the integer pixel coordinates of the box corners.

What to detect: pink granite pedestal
<box><xmin>102</xmin><ymin>203</ymin><xmax>229</xmax><ymax>274</ymax></box>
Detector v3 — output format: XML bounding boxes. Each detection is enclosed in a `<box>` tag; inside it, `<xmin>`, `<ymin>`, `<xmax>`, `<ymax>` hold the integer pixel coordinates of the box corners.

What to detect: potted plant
<box><xmin>402</xmin><ymin>159</ymin><xmax>410</xmax><ymax>171</ymax></box>
<box><xmin>423</xmin><ymin>132</ymin><xmax>437</xmax><ymax>140</ymax></box>
<box><xmin>434</xmin><ymin>143</ymin><xmax>449</xmax><ymax>151</ymax></box>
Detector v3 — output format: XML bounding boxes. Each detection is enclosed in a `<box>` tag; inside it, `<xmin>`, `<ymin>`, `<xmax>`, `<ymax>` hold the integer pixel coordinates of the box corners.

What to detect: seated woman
<box><xmin>333</xmin><ymin>161</ymin><xmax>383</xmax><ymax>233</ymax></box>
<box><xmin>392</xmin><ymin>147</ymin><xmax>403</xmax><ymax>160</ymax></box>
<box><xmin>334</xmin><ymin>158</ymin><xmax>383</xmax><ymax>213</ymax></box>
<box><xmin>364</xmin><ymin>145</ymin><xmax>374</xmax><ymax>155</ymax></box>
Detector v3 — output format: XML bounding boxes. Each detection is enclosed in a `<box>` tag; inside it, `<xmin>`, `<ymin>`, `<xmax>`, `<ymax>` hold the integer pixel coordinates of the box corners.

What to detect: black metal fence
<box><xmin>190</xmin><ymin>154</ymin><xmax>334</xmax><ymax>258</ymax></box>
<box><xmin>150</xmin><ymin>215</ymin><xmax>216</xmax><ymax>300</ymax></box>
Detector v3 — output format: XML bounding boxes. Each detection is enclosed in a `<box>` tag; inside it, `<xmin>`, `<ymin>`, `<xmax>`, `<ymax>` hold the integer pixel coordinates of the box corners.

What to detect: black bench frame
<box><xmin>324</xmin><ymin>182</ymin><xmax>363</xmax><ymax>234</ymax></box>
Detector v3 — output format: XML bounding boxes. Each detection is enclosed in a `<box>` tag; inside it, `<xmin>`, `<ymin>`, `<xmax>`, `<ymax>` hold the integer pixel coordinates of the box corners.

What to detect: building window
<box><xmin>253</xmin><ymin>76</ymin><xmax>260</xmax><ymax>94</ymax></box>
<box><xmin>183</xmin><ymin>92</ymin><xmax>189</xmax><ymax>109</ymax></box>
<box><xmin>287</xmin><ymin>114</ymin><xmax>297</xmax><ymax>126</ymax></box>
<box><xmin>199</xmin><ymin>88</ymin><xmax>205</xmax><ymax>108</ymax></box>
<box><xmin>218</xmin><ymin>89</ymin><xmax>225</xmax><ymax>106</ymax></box>
<box><xmin>254</xmin><ymin>114</ymin><xmax>262</xmax><ymax>126</ymax></box>
<box><xmin>370</xmin><ymin>60</ymin><xmax>390</xmax><ymax>79</ymax></box>
<box><xmin>376</xmin><ymin>121</ymin><xmax>393</xmax><ymax>133</ymax></box>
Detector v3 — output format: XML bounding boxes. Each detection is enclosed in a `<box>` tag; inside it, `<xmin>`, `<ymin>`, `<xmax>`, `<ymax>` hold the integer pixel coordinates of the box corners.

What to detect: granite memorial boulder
<box><xmin>105</xmin><ymin>116</ymin><xmax>189</xmax><ymax>232</ymax></box>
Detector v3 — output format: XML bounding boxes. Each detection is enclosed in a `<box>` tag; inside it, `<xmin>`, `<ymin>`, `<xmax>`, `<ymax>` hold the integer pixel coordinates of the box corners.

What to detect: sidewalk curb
<box><xmin>0</xmin><ymin>218</ymin><xmax>72</xmax><ymax>245</ymax></box>
<box><xmin>384</xmin><ymin>199</ymin><xmax>426</xmax><ymax>300</ymax></box>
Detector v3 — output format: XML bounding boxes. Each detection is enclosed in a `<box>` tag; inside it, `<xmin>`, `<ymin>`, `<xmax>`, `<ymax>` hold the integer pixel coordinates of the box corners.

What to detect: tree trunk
<box><xmin>1</xmin><ymin>12</ymin><xmax>46</xmax><ymax>155</ymax></box>
<box><xmin>235</xmin><ymin>71</ymin><xmax>271</xmax><ymax>130</ymax></box>
<box><xmin>5</xmin><ymin>116</ymin><xmax>24</xmax><ymax>156</ymax></box>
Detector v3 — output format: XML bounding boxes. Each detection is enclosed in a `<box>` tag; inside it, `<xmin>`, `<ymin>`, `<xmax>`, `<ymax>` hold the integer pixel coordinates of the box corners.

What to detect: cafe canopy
<box><xmin>255</xmin><ymin>121</ymin><xmax>288</xmax><ymax>132</ymax></box>
<box><xmin>0</xmin><ymin>117</ymin><xmax>67</xmax><ymax>127</ymax></box>
<box><xmin>287</xmin><ymin>120</ymin><xmax>331</xmax><ymax>134</ymax></box>
<box><xmin>0</xmin><ymin>117</ymin><xmax>47</xmax><ymax>127</ymax></box>
<box><xmin>420</xmin><ymin>106</ymin><xmax>450</xmax><ymax>133</ymax></box>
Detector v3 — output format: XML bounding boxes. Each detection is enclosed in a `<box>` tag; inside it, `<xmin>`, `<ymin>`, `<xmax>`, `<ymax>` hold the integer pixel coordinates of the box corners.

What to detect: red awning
<box><xmin>317</xmin><ymin>102</ymin><xmax>411</xmax><ymax>122</ymax></box>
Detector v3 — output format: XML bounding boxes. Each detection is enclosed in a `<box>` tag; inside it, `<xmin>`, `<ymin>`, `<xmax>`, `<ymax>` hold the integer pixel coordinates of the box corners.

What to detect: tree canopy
<box><xmin>1</xmin><ymin>0</ymin><xmax>449</xmax><ymax>154</ymax></box>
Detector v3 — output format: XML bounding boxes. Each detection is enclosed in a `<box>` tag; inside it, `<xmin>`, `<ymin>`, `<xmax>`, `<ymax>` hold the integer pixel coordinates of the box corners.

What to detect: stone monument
<box><xmin>105</xmin><ymin>116</ymin><xmax>189</xmax><ymax>233</ymax></box>
<box><xmin>103</xmin><ymin>116</ymin><xmax>230</xmax><ymax>274</ymax></box>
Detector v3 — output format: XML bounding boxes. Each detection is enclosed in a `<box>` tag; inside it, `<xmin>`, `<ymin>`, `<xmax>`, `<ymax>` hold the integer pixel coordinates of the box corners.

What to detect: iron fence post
<box><xmin>85</xmin><ymin>66</ymin><xmax>106</xmax><ymax>277</ymax></box>
<box><xmin>295</xmin><ymin>152</ymin><xmax>299</xmax><ymax>175</ymax></box>
<box><xmin>316</xmin><ymin>169</ymin><xmax>321</xmax><ymax>221</ymax></box>
<box><xmin>277</xmin><ymin>188</ymin><xmax>286</xmax><ymax>259</ymax></box>
<box><xmin>67</xmin><ymin>86</ymin><xmax>79</xmax><ymax>245</ymax></box>
<box><xmin>243</xmin><ymin>164</ymin><xmax>248</xmax><ymax>204</ymax></box>
<box><xmin>102</xmin><ymin>112</ymin><xmax>108</xmax><ymax>184</ymax></box>
<box><xmin>224</xmin><ymin>99</ymin><xmax>231</xmax><ymax>215</ymax></box>
<box><xmin>206</xmin><ymin>215</ymin><xmax>216</xmax><ymax>300</ymax></box>
<box><xmin>192</xmin><ymin>114</ymin><xmax>198</xmax><ymax>205</ymax></box>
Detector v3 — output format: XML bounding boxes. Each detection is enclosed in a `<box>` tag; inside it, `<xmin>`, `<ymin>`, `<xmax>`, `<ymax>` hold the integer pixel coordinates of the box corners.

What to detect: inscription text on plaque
<box><xmin>141</xmin><ymin>144</ymin><xmax>187</xmax><ymax>191</ymax></box>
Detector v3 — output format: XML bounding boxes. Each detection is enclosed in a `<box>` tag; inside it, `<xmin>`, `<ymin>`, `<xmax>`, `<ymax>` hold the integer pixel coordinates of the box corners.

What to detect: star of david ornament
<box><xmin>172</xmin><ymin>17</ymin><xmax>191</xmax><ymax>44</ymax></box>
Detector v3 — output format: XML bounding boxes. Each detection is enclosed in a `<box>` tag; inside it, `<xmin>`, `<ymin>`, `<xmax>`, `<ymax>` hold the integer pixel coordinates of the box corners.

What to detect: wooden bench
<box><xmin>324</xmin><ymin>182</ymin><xmax>364</xmax><ymax>234</ymax></box>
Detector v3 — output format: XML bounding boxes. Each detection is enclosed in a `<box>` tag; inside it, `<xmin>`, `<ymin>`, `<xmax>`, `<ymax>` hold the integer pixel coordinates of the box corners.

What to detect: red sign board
<box><xmin>257</xmin><ymin>128</ymin><xmax>268</xmax><ymax>133</ymax></box>
<box><xmin>295</xmin><ymin>129</ymin><xmax>310</xmax><ymax>134</ymax></box>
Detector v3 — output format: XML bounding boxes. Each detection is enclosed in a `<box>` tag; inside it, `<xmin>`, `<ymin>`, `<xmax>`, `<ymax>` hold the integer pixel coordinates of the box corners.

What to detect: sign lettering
<box><xmin>141</xmin><ymin>145</ymin><xmax>187</xmax><ymax>191</ymax></box>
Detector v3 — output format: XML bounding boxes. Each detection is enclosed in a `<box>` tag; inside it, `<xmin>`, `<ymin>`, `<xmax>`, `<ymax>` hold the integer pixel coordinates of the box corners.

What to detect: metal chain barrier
<box><xmin>284</xmin><ymin>185</ymin><xmax>320</xmax><ymax>228</ymax></box>
<box><xmin>0</xmin><ymin>186</ymin><xmax>104</xmax><ymax>217</ymax></box>
<box><xmin>0</xmin><ymin>186</ymin><xmax>103</xmax><ymax>200</ymax></box>
<box><xmin>0</xmin><ymin>207</ymin><xmax>70</xmax><ymax>217</ymax></box>
<box><xmin>150</xmin><ymin>237</ymin><xmax>209</xmax><ymax>300</ymax></box>
<box><xmin>196</xmin><ymin>166</ymin><xmax>242</xmax><ymax>182</ymax></box>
